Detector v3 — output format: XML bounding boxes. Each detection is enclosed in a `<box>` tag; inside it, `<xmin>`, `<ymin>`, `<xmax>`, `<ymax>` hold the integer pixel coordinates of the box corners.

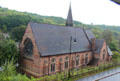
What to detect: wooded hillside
<box><xmin>0</xmin><ymin>7</ymin><xmax>120</xmax><ymax>50</ymax></box>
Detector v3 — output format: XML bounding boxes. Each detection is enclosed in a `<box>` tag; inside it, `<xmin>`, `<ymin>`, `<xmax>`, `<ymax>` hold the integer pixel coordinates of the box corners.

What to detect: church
<box><xmin>19</xmin><ymin>4</ymin><xmax>113</xmax><ymax>77</ymax></box>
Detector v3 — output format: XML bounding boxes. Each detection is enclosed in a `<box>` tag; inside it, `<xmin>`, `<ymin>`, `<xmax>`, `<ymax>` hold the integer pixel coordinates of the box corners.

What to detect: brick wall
<box><xmin>20</xmin><ymin>23</ymin><xmax>42</xmax><ymax>77</ymax></box>
<box><xmin>20</xmin><ymin>23</ymin><xmax>111</xmax><ymax>78</ymax></box>
<box><xmin>20</xmin><ymin>23</ymin><xmax>93</xmax><ymax>77</ymax></box>
<box><xmin>97</xmin><ymin>41</ymin><xmax>110</xmax><ymax>64</ymax></box>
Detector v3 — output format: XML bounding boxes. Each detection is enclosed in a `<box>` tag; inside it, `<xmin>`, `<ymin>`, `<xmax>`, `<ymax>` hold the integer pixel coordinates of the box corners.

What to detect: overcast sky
<box><xmin>0</xmin><ymin>0</ymin><xmax>120</xmax><ymax>26</ymax></box>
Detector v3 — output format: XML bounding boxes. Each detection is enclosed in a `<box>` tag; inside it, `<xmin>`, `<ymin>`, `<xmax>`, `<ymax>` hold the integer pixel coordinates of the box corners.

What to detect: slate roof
<box><xmin>85</xmin><ymin>30</ymin><xmax>95</xmax><ymax>40</ymax></box>
<box><xmin>95</xmin><ymin>39</ymin><xmax>105</xmax><ymax>54</ymax></box>
<box><xmin>30</xmin><ymin>22</ymin><xmax>95</xmax><ymax>56</ymax></box>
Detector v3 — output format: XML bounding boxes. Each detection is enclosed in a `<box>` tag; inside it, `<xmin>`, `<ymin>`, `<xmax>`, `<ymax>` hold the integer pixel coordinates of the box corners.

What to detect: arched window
<box><xmin>51</xmin><ymin>58</ymin><xmax>56</xmax><ymax>72</ymax></box>
<box><xmin>23</xmin><ymin>38</ymin><xmax>33</xmax><ymax>56</ymax></box>
<box><xmin>64</xmin><ymin>56</ymin><xmax>69</xmax><ymax>69</ymax></box>
<box><xmin>103</xmin><ymin>50</ymin><xmax>106</xmax><ymax>60</ymax></box>
<box><xmin>85</xmin><ymin>54</ymin><xmax>88</xmax><ymax>64</ymax></box>
<box><xmin>71</xmin><ymin>57</ymin><xmax>75</xmax><ymax>68</ymax></box>
<box><xmin>59</xmin><ymin>58</ymin><xmax>62</xmax><ymax>72</ymax></box>
<box><xmin>76</xmin><ymin>55</ymin><xmax>79</xmax><ymax>66</ymax></box>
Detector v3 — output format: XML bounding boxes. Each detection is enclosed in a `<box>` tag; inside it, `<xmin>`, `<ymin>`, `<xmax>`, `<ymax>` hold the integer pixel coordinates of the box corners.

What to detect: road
<box><xmin>76</xmin><ymin>67</ymin><xmax>120</xmax><ymax>81</ymax></box>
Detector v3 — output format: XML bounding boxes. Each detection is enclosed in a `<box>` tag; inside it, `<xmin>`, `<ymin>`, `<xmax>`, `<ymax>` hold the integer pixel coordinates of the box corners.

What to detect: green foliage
<box><xmin>0</xmin><ymin>6</ymin><xmax>120</xmax><ymax>51</ymax></box>
<box><xmin>0</xmin><ymin>7</ymin><xmax>83</xmax><ymax>31</ymax></box>
<box><xmin>0</xmin><ymin>6</ymin><xmax>120</xmax><ymax>81</ymax></box>
<box><xmin>92</xmin><ymin>28</ymin><xmax>102</xmax><ymax>39</ymax></box>
<box><xmin>112</xmin><ymin>51</ymin><xmax>120</xmax><ymax>62</ymax></box>
<box><xmin>112</xmin><ymin>51</ymin><xmax>120</xmax><ymax>59</ymax></box>
<box><xmin>0</xmin><ymin>39</ymin><xmax>18</xmax><ymax>65</ymax></box>
<box><xmin>109</xmin><ymin>41</ymin><xmax>118</xmax><ymax>51</ymax></box>
<box><xmin>0</xmin><ymin>60</ymin><xmax>16</xmax><ymax>77</ymax></box>
<box><xmin>0</xmin><ymin>33</ymin><xmax>4</xmax><ymax>40</ymax></box>
<box><xmin>0</xmin><ymin>60</ymin><xmax>31</xmax><ymax>81</ymax></box>
<box><xmin>11</xmin><ymin>25</ymin><xmax>26</xmax><ymax>42</ymax></box>
<box><xmin>0</xmin><ymin>7</ymin><xmax>120</xmax><ymax>51</ymax></box>
<box><xmin>2</xmin><ymin>25</ymin><xmax>7</xmax><ymax>33</ymax></box>
<box><xmin>102</xmin><ymin>30</ymin><xmax>113</xmax><ymax>44</ymax></box>
<box><xmin>0</xmin><ymin>60</ymin><xmax>117</xmax><ymax>81</ymax></box>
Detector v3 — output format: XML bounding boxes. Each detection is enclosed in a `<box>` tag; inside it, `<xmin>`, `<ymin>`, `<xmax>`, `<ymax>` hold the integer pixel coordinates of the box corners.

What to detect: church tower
<box><xmin>66</xmin><ymin>3</ymin><xmax>73</xmax><ymax>27</ymax></box>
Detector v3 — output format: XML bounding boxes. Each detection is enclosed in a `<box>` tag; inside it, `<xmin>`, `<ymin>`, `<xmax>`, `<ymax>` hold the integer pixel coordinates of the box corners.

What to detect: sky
<box><xmin>0</xmin><ymin>0</ymin><xmax>120</xmax><ymax>26</ymax></box>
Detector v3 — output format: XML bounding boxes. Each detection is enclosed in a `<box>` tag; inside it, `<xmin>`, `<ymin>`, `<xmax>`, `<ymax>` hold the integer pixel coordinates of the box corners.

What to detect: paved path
<box><xmin>76</xmin><ymin>67</ymin><xmax>120</xmax><ymax>81</ymax></box>
<box><xmin>96</xmin><ymin>72</ymin><xmax>120</xmax><ymax>81</ymax></box>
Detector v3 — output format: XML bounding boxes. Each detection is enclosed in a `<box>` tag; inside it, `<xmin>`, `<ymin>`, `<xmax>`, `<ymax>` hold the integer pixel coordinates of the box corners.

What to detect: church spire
<box><xmin>66</xmin><ymin>2</ymin><xmax>73</xmax><ymax>27</ymax></box>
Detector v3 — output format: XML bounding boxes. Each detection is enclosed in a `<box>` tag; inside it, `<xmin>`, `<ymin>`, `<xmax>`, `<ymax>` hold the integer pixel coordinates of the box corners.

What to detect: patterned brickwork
<box><xmin>20</xmin><ymin>23</ymin><xmax>110</xmax><ymax>77</ymax></box>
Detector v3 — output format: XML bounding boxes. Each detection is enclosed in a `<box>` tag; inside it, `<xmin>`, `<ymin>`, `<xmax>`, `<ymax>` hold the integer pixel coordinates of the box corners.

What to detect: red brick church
<box><xmin>19</xmin><ymin>4</ymin><xmax>113</xmax><ymax>77</ymax></box>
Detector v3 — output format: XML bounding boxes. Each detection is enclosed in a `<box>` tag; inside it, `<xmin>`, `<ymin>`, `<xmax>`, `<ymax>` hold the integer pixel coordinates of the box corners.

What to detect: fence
<box><xmin>24</xmin><ymin>61</ymin><xmax>120</xmax><ymax>81</ymax></box>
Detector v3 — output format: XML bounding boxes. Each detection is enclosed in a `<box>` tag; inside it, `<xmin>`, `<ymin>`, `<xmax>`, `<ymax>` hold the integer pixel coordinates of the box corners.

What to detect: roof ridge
<box><xmin>29</xmin><ymin>22</ymin><xmax>83</xmax><ymax>29</ymax></box>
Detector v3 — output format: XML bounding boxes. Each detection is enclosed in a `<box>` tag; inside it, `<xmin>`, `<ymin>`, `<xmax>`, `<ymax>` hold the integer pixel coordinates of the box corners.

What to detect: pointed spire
<box><xmin>66</xmin><ymin>2</ymin><xmax>73</xmax><ymax>27</ymax></box>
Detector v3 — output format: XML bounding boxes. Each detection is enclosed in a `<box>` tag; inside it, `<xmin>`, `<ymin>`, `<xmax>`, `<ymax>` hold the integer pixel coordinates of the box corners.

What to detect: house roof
<box><xmin>30</xmin><ymin>22</ymin><xmax>95</xmax><ymax>56</ymax></box>
<box><xmin>85</xmin><ymin>30</ymin><xmax>95</xmax><ymax>42</ymax></box>
<box><xmin>95</xmin><ymin>39</ymin><xmax>105</xmax><ymax>54</ymax></box>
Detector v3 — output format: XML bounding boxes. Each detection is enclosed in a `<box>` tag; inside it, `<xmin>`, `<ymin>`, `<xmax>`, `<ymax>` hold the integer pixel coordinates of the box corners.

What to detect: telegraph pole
<box><xmin>68</xmin><ymin>36</ymin><xmax>72</xmax><ymax>79</ymax></box>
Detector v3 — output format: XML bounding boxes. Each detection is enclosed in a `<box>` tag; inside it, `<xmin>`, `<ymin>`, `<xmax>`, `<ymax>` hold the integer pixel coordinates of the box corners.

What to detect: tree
<box><xmin>109</xmin><ymin>41</ymin><xmax>118</xmax><ymax>51</ymax></box>
<box><xmin>0</xmin><ymin>39</ymin><xmax>18</xmax><ymax>65</ymax></box>
<box><xmin>92</xmin><ymin>28</ymin><xmax>102</xmax><ymax>39</ymax></box>
<box><xmin>10</xmin><ymin>25</ymin><xmax>26</xmax><ymax>42</ymax></box>
<box><xmin>2</xmin><ymin>25</ymin><xmax>7</xmax><ymax>33</ymax></box>
<box><xmin>0</xmin><ymin>33</ymin><xmax>4</xmax><ymax>40</ymax></box>
<box><xmin>102</xmin><ymin>29</ymin><xmax>113</xmax><ymax>44</ymax></box>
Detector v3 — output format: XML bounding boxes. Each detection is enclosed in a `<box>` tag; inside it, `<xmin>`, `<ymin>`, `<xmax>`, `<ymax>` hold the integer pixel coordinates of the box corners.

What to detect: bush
<box><xmin>0</xmin><ymin>39</ymin><xmax>18</xmax><ymax>65</ymax></box>
<box><xmin>0</xmin><ymin>60</ymin><xmax>31</xmax><ymax>81</ymax></box>
<box><xmin>112</xmin><ymin>51</ymin><xmax>120</xmax><ymax>62</ymax></box>
<box><xmin>0</xmin><ymin>60</ymin><xmax>16</xmax><ymax>81</ymax></box>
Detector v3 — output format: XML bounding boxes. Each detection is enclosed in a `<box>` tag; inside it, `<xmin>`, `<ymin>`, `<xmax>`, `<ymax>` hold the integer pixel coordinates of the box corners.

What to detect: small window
<box><xmin>51</xmin><ymin>63</ymin><xmax>55</xmax><ymax>72</ymax></box>
<box><xmin>51</xmin><ymin>58</ymin><xmax>56</xmax><ymax>72</ymax></box>
<box><xmin>59</xmin><ymin>58</ymin><xmax>63</xmax><ymax>71</ymax></box>
<box><xmin>65</xmin><ymin>56</ymin><xmax>69</xmax><ymax>61</ymax></box>
<box><xmin>103</xmin><ymin>50</ymin><xmax>106</xmax><ymax>60</ymax></box>
<box><xmin>85</xmin><ymin>54</ymin><xmax>88</xmax><ymax>64</ymax></box>
<box><xmin>103</xmin><ymin>54</ymin><xmax>105</xmax><ymax>60</ymax></box>
<box><xmin>51</xmin><ymin>58</ymin><xmax>55</xmax><ymax>62</ymax></box>
<box><xmin>103</xmin><ymin>49</ymin><xmax>106</xmax><ymax>52</ymax></box>
<box><xmin>59</xmin><ymin>58</ymin><xmax>62</xmax><ymax>62</ymax></box>
<box><xmin>76</xmin><ymin>55</ymin><xmax>79</xmax><ymax>66</ymax></box>
<box><xmin>65</xmin><ymin>61</ymin><xmax>69</xmax><ymax>69</ymax></box>
<box><xmin>64</xmin><ymin>56</ymin><xmax>69</xmax><ymax>69</ymax></box>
